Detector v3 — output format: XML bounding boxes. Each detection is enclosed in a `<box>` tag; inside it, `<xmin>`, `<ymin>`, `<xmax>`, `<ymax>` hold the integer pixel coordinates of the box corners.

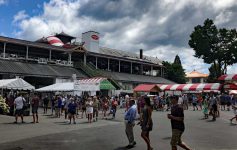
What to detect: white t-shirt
<box><xmin>178</xmin><ymin>97</ymin><xmax>183</xmax><ymax>104</ymax></box>
<box><xmin>14</xmin><ymin>96</ymin><xmax>26</xmax><ymax>110</ymax></box>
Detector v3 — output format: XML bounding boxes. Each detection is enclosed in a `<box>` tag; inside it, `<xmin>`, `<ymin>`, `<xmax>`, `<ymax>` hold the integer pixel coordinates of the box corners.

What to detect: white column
<box><xmin>3</xmin><ymin>42</ymin><xmax>6</xmax><ymax>58</ymax></box>
<box><xmin>119</xmin><ymin>60</ymin><xmax>121</xmax><ymax>72</ymax></box>
<box><xmin>151</xmin><ymin>66</ymin><xmax>153</xmax><ymax>76</ymax></box>
<box><xmin>68</xmin><ymin>53</ymin><xmax>72</xmax><ymax>62</ymax></box>
<box><xmin>26</xmin><ymin>46</ymin><xmax>29</xmax><ymax>59</ymax></box>
<box><xmin>108</xmin><ymin>59</ymin><xmax>110</xmax><ymax>71</ymax></box>
<box><xmin>96</xmin><ymin>57</ymin><xmax>98</xmax><ymax>69</ymax></box>
<box><xmin>49</xmin><ymin>50</ymin><xmax>52</xmax><ymax>61</ymax></box>
<box><xmin>84</xmin><ymin>54</ymin><xmax>86</xmax><ymax>65</ymax></box>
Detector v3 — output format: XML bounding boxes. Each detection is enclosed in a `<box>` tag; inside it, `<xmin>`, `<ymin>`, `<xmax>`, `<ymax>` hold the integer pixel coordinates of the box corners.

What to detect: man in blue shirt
<box><xmin>124</xmin><ymin>99</ymin><xmax>137</xmax><ymax>149</ymax></box>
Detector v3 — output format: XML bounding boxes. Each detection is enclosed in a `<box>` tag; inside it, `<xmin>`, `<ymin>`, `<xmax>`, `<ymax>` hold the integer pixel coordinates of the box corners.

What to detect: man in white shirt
<box><xmin>14</xmin><ymin>94</ymin><xmax>26</xmax><ymax>123</ymax></box>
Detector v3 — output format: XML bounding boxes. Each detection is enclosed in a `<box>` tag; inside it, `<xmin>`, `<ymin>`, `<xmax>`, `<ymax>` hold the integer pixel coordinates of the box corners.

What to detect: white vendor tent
<box><xmin>0</xmin><ymin>78</ymin><xmax>35</xmax><ymax>90</ymax></box>
<box><xmin>36</xmin><ymin>82</ymin><xmax>74</xmax><ymax>92</ymax></box>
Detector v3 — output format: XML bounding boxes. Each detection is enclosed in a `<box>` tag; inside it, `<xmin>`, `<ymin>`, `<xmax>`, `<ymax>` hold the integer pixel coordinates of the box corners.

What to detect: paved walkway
<box><xmin>0</xmin><ymin>108</ymin><xmax>237</xmax><ymax>150</ymax></box>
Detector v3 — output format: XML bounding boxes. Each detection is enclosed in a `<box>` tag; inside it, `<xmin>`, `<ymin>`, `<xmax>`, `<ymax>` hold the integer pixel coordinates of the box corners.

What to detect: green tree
<box><xmin>189</xmin><ymin>18</ymin><xmax>237</xmax><ymax>78</ymax></box>
<box><xmin>163</xmin><ymin>60</ymin><xmax>186</xmax><ymax>84</ymax></box>
<box><xmin>206</xmin><ymin>63</ymin><xmax>221</xmax><ymax>83</ymax></box>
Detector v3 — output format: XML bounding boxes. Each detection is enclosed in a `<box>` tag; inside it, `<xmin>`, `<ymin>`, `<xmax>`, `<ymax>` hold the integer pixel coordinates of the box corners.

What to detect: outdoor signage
<box><xmin>91</xmin><ymin>34</ymin><xmax>99</xmax><ymax>40</ymax></box>
<box><xmin>74</xmin><ymin>80</ymin><xmax>100</xmax><ymax>91</ymax></box>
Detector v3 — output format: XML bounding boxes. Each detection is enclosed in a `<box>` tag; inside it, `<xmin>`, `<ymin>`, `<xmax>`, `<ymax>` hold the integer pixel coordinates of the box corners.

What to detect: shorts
<box><xmin>32</xmin><ymin>107</ymin><xmax>38</xmax><ymax>114</ymax></box>
<box><xmin>69</xmin><ymin>110</ymin><xmax>76</xmax><ymax>115</ymax></box>
<box><xmin>192</xmin><ymin>103</ymin><xmax>197</xmax><ymax>106</ymax></box>
<box><xmin>227</xmin><ymin>102</ymin><xmax>231</xmax><ymax>106</ymax></box>
<box><xmin>171</xmin><ymin>129</ymin><xmax>183</xmax><ymax>147</ymax></box>
<box><xmin>15</xmin><ymin>109</ymin><xmax>23</xmax><ymax>116</ymax></box>
<box><xmin>82</xmin><ymin>107</ymin><xmax>86</xmax><ymax>111</ymax></box>
<box><xmin>221</xmin><ymin>102</ymin><xmax>226</xmax><ymax>105</ymax></box>
<box><xmin>212</xmin><ymin>104</ymin><xmax>217</xmax><ymax>111</ymax></box>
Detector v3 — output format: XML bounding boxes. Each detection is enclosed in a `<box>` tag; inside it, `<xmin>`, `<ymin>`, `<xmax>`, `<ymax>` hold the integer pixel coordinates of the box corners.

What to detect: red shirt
<box><xmin>32</xmin><ymin>96</ymin><xmax>39</xmax><ymax>107</ymax></box>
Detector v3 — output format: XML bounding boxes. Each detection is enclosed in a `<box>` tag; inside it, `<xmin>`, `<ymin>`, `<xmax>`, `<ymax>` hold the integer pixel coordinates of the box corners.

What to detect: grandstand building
<box><xmin>0</xmin><ymin>31</ymin><xmax>173</xmax><ymax>91</ymax></box>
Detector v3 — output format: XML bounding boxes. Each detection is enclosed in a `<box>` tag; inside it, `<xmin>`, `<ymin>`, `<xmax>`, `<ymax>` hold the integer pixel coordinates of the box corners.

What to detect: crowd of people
<box><xmin>5</xmin><ymin>91</ymin><xmax>237</xmax><ymax>150</ymax></box>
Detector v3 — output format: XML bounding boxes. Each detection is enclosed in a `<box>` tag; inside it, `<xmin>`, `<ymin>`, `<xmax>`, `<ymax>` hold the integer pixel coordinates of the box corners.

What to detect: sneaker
<box><xmin>13</xmin><ymin>121</ymin><xmax>18</xmax><ymax>124</ymax></box>
<box><xmin>133</xmin><ymin>141</ymin><xmax>136</xmax><ymax>146</ymax></box>
<box><xmin>73</xmin><ymin>122</ymin><xmax>76</xmax><ymax>124</ymax></box>
<box><xmin>125</xmin><ymin>145</ymin><xmax>134</xmax><ymax>149</ymax></box>
<box><xmin>22</xmin><ymin>121</ymin><xmax>26</xmax><ymax>123</ymax></box>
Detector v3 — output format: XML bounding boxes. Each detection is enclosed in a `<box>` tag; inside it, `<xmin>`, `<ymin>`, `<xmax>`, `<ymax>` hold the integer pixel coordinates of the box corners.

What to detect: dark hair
<box><xmin>171</xmin><ymin>95</ymin><xmax>179</xmax><ymax>101</ymax></box>
<box><xmin>144</xmin><ymin>96</ymin><xmax>151</xmax><ymax>106</ymax></box>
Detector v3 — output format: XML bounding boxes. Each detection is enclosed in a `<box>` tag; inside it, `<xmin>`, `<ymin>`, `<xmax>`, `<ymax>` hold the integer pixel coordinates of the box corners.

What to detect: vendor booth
<box><xmin>0</xmin><ymin>78</ymin><xmax>35</xmax><ymax>91</ymax></box>
<box><xmin>218</xmin><ymin>74</ymin><xmax>237</xmax><ymax>92</ymax></box>
<box><xmin>0</xmin><ymin>78</ymin><xmax>35</xmax><ymax>116</ymax></box>
<box><xmin>133</xmin><ymin>84</ymin><xmax>160</xmax><ymax>97</ymax></box>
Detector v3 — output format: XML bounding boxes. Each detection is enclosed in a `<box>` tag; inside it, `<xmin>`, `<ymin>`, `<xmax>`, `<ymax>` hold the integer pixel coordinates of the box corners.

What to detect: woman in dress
<box><xmin>141</xmin><ymin>96</ymin><xmax>153</xmax><ymax>150</ymax></box>
<box><xmin>86</xmin><ymin>97</ymin><xmax>93</xmax><ymax>123</ymax></box>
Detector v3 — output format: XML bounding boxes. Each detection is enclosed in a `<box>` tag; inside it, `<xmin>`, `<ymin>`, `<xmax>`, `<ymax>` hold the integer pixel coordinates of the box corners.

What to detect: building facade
<box><xmin>0</xmin><ymin>31</ymin><xmax>174</xmax><ymax>90</ymax></box>
<box><xmin>186</xmin><ymin>70</ymin><xmax>208</xmax><ymax>83</ymax></box>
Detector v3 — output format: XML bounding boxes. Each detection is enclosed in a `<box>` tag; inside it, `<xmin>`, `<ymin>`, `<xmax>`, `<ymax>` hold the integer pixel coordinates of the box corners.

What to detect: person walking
<box><xmin>192</xmin><ymin>95</ymin><xmax>198</xmax><ymax>111</ymax></box>
<box><xmin>102</xmin><ymin>97</ymin><xmax>109</xmax><ymax>119</ymax></box>
<box><xmin>43</xmin><ymin>95</ymin><xmax>49</xmax><ymax>114</ymax></box>
<box><xmin>141</xmin><ymin>96</ymin><xmax>153</xmax><ymax>150</ymax></box>
<box><xmin>31</xmin><ymin>93</ymin><xmax>39</xmax><ymax>123</ymax></box>
<box><xmin>14</xmin><ymin>94</ymin><xmax>26</xmax><ymax>124</ymax></box>
<box><xmin>110</xmin><ymin>98</ymin><xmax>118</xmax><ymax>119</ymax></box>
<box><xmin>86</xmin><ymin>97</ymin><xmax>93</xmax><ymax>123</ymax></box>
<box><xmin>167</xmin><ymin>96</ymin><xmax>191</xmax><ymax>150</ymax></box>
<box><xmin>68</xmin><ymin>98</ymin><xmax>77</xmax><ymax>124</ymax></box>
<box><xmin>124</xmin><ymin>99</ymin><xmax>137</xmax><ymax>149</ymax></box>
<box><xmin>93</xmin><ymin>96</ymin><xmax>99</xmax><ymax>122</ymax></box>
<box><xmin>209</xmin><ymin>94</ymin><xmax>218</xmax><ymax>121</ymax></box>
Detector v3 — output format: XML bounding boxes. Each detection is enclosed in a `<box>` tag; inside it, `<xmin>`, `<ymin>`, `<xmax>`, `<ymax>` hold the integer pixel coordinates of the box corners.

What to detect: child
<box><xmin>203</xmin><ymin>99</ymin><xmax>209</xmax><ymax>119</ymax></box>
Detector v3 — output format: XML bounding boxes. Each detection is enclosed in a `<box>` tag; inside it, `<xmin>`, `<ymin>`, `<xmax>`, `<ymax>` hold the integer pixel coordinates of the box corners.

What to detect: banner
<box><xmin>74</xmin><ymin>80</ymin><xmax>100</xmax><ymax>91</ymax></box>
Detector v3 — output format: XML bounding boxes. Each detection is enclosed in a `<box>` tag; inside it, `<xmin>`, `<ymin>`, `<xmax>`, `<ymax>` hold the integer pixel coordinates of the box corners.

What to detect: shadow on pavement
<box><xmin>3</xmin><ymin>146</ymin><xmax>23</xmax><ymax>150</ymax></box>
<box><xmin>162</xmin><ymin>137</ymin><xmax>172</xmax><ymax>140</ymax></box>
<box><xmin>113</xmin><ymin>146</ymin><xmax>127</xmax><ymax>150</ymax></box>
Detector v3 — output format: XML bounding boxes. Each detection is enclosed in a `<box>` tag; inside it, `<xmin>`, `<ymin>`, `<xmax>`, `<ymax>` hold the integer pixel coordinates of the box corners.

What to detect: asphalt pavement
<box><xmin>0</xmin><ymin>108</ymin><xmax>237</xmax><ymax>150</ymax></box>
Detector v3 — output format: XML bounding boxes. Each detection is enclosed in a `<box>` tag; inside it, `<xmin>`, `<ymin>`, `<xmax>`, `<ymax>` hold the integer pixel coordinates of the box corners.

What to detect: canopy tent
<box><xmin>100</xmin><ymin>80</ymin><xmax>116</xmax><ymax>90</ymax></box>
<box><xmin>158</xmin><ymin>83</ymin><xmax>221</xmax><ymax>91</ymax></box>
<box><xmin>37</xmin><ymin>77</ymin><xmax>115</xmax><ymax>92</ymax></box>
<box><xmin>36</xmin><ymin>82</ymin><xmax>74</xmax><ymax>92</ymax></box>
<box><xmin>0</xmin><ymin>78</ymin><xmax>35</xmax><ymax>90</ymax></box>
<box><xmin>223</xmin><ymin>83</ymin><xmax>237</xmax><ymax>90</ymax></box>
<box><xmin>230</xmin><ymin>90</ymin><xmax>237</xmax><ymax>94</ymax></box>
<box><xmin>133</xmin><ymin>84</ymin><xmax>160</xmax><ymax>92</ymax></box>
<box><xmin>218</xmin><ymin>74</ymin><xmax>237</xmax><ymax>81</ymax></box>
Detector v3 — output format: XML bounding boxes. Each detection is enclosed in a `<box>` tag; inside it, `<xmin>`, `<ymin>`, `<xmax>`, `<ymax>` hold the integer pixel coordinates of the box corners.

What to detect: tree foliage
<box><xmin>189</xmin><ymin>18</ymin><xmax>237</xmax><ymax>78</ymax></box>
<box><xmin>174</xmin><ymin>55</ymin><xmax>182</xmax><ymax>65</ymax></box>
<box><xmin>206</xmin><ymin>63</ymin><xmax>222</xmax><ymax>83</ymax></box>
<box><xmin>163</xmin><ymin>58</ymin><xmax>186</xmax><ymax>84</ymax></box>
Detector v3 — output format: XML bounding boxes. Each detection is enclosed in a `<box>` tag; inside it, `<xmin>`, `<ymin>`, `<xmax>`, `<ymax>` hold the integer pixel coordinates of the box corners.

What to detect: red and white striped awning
<box><xmin>218</xmin><ymin>74</ymin><xmax>237</xmax><ymax>81</ymax></box>
<box><xmin>46</xmin><ymin>36</ymin><xmax>64</xmax><ymax>47</ymax></box>
<box><xmin>78</xmin><ymin>77</ymin><xmax>107</xmax><ymax>84</ymax></box>
<box><xmin>158</xmin><ymin>83</ymin><xmax>221</xmax><ymax>91</ymax></box>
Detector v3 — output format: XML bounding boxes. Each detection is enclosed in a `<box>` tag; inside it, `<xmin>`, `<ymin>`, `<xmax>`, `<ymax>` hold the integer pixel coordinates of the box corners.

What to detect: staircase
<box><xmin>74</xmin><ymin>62</ymin><xmax>123</xmax><ymax>89</ymax></box>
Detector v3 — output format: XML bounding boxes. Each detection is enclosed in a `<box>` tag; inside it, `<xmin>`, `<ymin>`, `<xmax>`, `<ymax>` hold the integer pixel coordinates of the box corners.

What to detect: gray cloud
<box><xmin>78</xmin><ymin>0</ymin><xmax>154</xmax><ymax>21</ymax></box>
<box><xmin>13</xmin><ymin>0</ymin><xmax>237</xmax><ymax>73</ymax></box>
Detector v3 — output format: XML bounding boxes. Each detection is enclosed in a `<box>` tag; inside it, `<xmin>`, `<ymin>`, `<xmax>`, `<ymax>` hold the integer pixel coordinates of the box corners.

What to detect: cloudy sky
<box><xmin>0</xmin><ymin>0</ymin><xmax>237</xmax><ymax>74</ymax></box>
